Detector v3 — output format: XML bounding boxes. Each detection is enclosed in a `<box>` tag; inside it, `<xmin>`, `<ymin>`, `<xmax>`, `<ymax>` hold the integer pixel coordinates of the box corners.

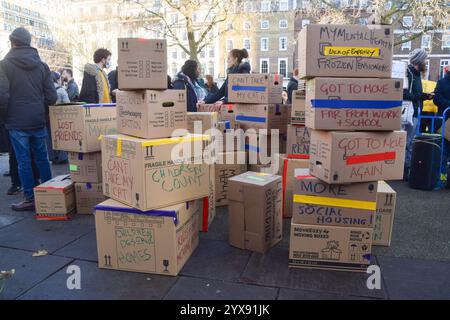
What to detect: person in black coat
<box><xmin>0</xmin><ymin>27</ymin><xmax>57</xmax><ymax>211</ymax></box>
<box><xmin>172</xmin><ymin>60</ymin><xmax>204</xmax><ymax>112</ymax></box>
<box><xmin>287</xmin><ymin>68</ymin><xmax>299</xmax><ymax>104</ymax></box>
<box><xmin>434</xmin><ymin>69</ymin><xmax>450</xmax><ymax>172</ymax></box>
<box><xmin>203</xmin><ymin>48</ymin><xmax>251</xmax><ymax>104</ymax></box>
<box><xmin>205</xmin><ymin>74</ymin><xmax>219</xmax><ymax>95</ymax></box>
<box><xmin>79</xmin><ymin>48</ymin><xmax>112</xmax><ymax>104</ymax></box>
<box><xmin>108</xmin><ymin>67</ymin><xmax>118</xmax><ymax>103</ymax></box>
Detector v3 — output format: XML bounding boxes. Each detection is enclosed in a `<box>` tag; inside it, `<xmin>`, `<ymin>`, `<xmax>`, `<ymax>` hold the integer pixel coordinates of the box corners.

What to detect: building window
<box><xmin>302</xmin><ymin>19</ymin><xmax>310</xmax><ymax>28</ymax></box>
<box><xmin>171</xmin><ymin>63</ymin><xmax>177</xmax><ymax>78</ymax></box>
<box><xmin>172</xmin><ymin>49</ymin><xmax>178</xmax><ymax>59</ymax></box>
<box><xmin>442</xmin><ymin>34</ymin><xmax>450</xmax><ymax>49</ymax></box>
<box><xmin>279</xmin><ymin>37</ymin><xmax>287</xmax><ymax>51</ymax></box>
<box><xmin>261</xmin><ymin>37</ymin><xmax>269</xmax><ymax>51</ymax></box>
<box><xmin>279</xmin><ymin>19</ymin><xmax>288</xmax><ymax>29</ymax></box>
<box><xmin>200</xmin><ymin>49</ymin><xmax>206</xmax><ymax>59</ymax></box>
<box><xmin>261</xmin><ymin>20</ymin><xmax>269</xmax><ymax>29</ymax></box>
<box><xmin>261</xmin><ymin>1</ymin><xmax>271</xmax><ymax>12</ymax></box>
<box><xmin>208</xmin><ymin>61</ymin><xmax>215</xmax><ymax>77</ymax></box>
<box><xmin>278</xmin><ymin>58</ymin><xmax>288</xmax><ymax>78</ymax></box>
<box><xmin>279</xmin><ymin>0</ymin><xmax>288</xmax><ymax>11</ymax></box>
<box><xmin>359</xmin><ymin>17</ymin><xmax>368</xmax><ymax>25</ymax></box>
<box><xmin>260</xmin><ymin>59</ymin><xmax>269</xmax><ymax>74</ymax></box>
<box><xmin>421</xmin><ymin>35</ymin><xmax>431</xmax><ymax>50</ymax></box>
<box><xmin>227</xmin><ymin>22</ymin><xmax>233</xmax><ymax>31</ymax></box>
<box><xmin>401</xmin><ymin>37</ymin><xmax>411</xmax><ymax>50</ymax></box>
<box><xmin>440</xmin><ymin>60</ymin><xmax>450</xmax><ymax>78</ymax></box>
<box><xmin>244</xmin><ymin>2</ymin><xmax>253</xmax><ymax>12</ymax></box>
<box><xmin>183</xmin><ymin>31</ymin><xmax>187</xmax><ymax>41</ymax></box>
<box><xmin>243</xmin><ymin>38</ymin><xmax>251</xmax><ymax>51</ymax></box>
<box><xmin>209</xmin><ymin>46</ymin><xmax>215</xmax><ymax>58</ymax></box>
<box><xmin>181</xmin><ymin>51</ymin><xmax>186</xmax><ymax>59</ymax></box>
<box><xmin>244</xmin><ymin>21</ymin><xmax>251</xmax><ymax>30</ymax></box>
<box><xmin>227</xmin><ymin>39</ymin><xmax>233</xmax><ymax>51</ymax></box>
<box><xmin>425</xmin><ymin>16</ymin><xmax>433</xmax><ymax>27</ymax></box>
<box><xmin>171</xmin><ymin>14</ymin><xmax>178</xmax><ymax>24</ymax></box>
<box><xmin>402</xmin><ymin>16</ymin><xmax>413</xmax><ymax>27</ymax></box>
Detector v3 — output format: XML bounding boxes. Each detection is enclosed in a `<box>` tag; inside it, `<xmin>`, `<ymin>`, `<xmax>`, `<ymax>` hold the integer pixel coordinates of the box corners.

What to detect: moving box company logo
<box><xmin>118</xmin><ymin>106</ymin><xmax>142</xmax><ymax>119</ymax></box>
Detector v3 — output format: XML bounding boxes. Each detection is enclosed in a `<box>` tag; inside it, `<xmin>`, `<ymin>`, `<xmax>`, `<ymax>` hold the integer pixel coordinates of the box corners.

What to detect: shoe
<box><xmin>12</xmin><ymin>198</ymin><xmax>35</xmax><ymax>212</ymax></box>
<box><xmin>7</xmin><ymin>185</ymin><xmax>22</xmax><ymax>195</ymax></box>
<box><xmin>3</xmin><ymin>171</ymin><xmax>10</xmax><ymax>177</ymax></box>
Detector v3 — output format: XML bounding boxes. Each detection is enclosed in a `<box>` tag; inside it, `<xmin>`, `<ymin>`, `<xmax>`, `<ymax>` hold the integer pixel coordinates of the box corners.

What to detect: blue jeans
<box><xmin>9</xmin><ymin>128</ymin><xmax>52</xmax><ymax>200</ymax></box>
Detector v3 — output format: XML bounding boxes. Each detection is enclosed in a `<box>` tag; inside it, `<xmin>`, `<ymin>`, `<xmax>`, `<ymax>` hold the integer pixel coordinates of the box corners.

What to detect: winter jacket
<box><xmin>108</xmin><ymin>69</ymin><xmax>118</xmax><ymax>103</ymax></box>
<box><xmin>204</xmin><ymin>62</ymin><xmax>251</xmax><ymax>104</ymax></box>
<box><xmin>0</xmin><ymin>46</ymin><xmax>57</xmax><ymax>130</ymax></box>
<box><xmin>434</xmin><ymin>72</ymin><xmax>450</xmax><ymax>116</ymax></box>
<box><xmin>403</xmin><ymin>64</ymin><xmax>428</xmax><ymax>118</ymax></box>
<box><xmin>79</xmin><ymin>63</ymin><xmax>110</xmax><ymax>104</ymax></box>
<box><xmin>66</xmin><ymin>79</ymin><xmax>79</xmax><ymax>102</ymax></box>
<box><xmin>287</xmin><ymin>77</ymin><xmax>299</xmax><ymax>104</ymax></box>
<box><xmin>172</xmin><ymin>72</ymin><xmax>197</xmax><ymax>112</ymax></box>
<box><xmin>206</xmin><ymin>83</ymin><xmax>219</xmax><ymax>95</ymax></box>
<box><xmin>54</xmin><ymin>83</ymin><xmax>70</xmax><ymax>104</ymax></box>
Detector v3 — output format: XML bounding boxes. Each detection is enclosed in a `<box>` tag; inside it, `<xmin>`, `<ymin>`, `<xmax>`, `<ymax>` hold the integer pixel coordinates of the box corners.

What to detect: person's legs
<box><xmin>404</xmin><ymin>118</ymin><xmax>418</xmax><ymax>180</ymax></box>
<box><xmin>29</xmin><ymin>128</ymin><xmax>52</xmax><ymax>184</ymax></box>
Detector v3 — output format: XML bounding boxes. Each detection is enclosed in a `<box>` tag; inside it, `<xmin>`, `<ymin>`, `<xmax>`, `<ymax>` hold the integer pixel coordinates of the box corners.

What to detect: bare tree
<box><xmin>117</xmin><ymin>0</ymin><xmax>238</xmax><ymax>63</ymax></box>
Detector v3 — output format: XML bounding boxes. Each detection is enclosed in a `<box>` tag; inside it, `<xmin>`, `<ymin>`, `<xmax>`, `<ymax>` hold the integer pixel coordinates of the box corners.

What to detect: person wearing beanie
<box><xmin>172</xmin><ymin>59</ymin><xmax>206</xmax><ymax>112</ymax></box>
<box><xmin>0</xmin><ymin>27</ymin><xmax>57</xmax><ymax>211</ymax></box>
<box><xmin>403</xmin><ymin>48</ymin><xmax>434</xmax><ymax>181</ymax></box>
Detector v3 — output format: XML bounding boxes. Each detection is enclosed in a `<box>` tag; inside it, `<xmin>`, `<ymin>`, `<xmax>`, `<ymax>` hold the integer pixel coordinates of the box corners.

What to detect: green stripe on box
<box><xmin>69</xmin><ymin>165</ymin><xmax>78</xmax><ymax>171</ymax></box>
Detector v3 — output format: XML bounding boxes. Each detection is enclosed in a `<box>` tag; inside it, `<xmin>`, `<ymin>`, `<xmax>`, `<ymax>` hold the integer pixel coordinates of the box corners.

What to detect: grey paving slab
<box><xmin>53</xmin><ymin>230</ymin><xmax>98</xmax><ymax>262</ymax></box>
<box><xmin>180</xmin><ymin>239</ymin><xmax>251</xmax><ymax>282</ymax></box>
<box><xmin>278</xmin><ymin>288</ymin><xmax>375</xmax><ymax>300</ymax></box>
<box><xmin>164</xmin><ymin>276</ymin><xmax>278</xmax><ymax>300</ymax></box>
<box><xmin>240</xmin><ymin>245</ymin><xmax>386</xmax><ymax>299</ymax></box>
<box><xmin>0</xmin><ymin>215</ymin><xmax>94</xmax><ymax>253</ymax></box>
<box><xmin>200</xmin><ymin>207</ymin><xmax>228</xmax><ymax>242</ymax></box>
<box><xmin>0</xmin><ymin>247</ymin><xmax>72</xmax><ymax>300</ymax></box>
<box><xmin>0</xmin><ymin>214</ymin><xmax>24</xmax><ymax>229</ymax></box>
<box><xmin>18</xmin><ymin>260</ymin><xmax>177</xmax><ymax>300</ymax></box>
<box><xmin>383</xmin><ymin>280</ymin><xmax>450</xmax><ymax>300</ymax></box>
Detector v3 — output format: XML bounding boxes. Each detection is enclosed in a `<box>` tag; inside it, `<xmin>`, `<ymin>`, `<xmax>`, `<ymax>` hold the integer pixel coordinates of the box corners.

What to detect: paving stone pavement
<box><xmin>0</xmin><ymin>155</ymin><xmax>449</xmax><ymax>300</ymax></box>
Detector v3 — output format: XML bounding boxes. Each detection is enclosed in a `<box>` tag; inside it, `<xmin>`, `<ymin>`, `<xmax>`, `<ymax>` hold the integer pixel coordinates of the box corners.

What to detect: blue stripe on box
<box><xmin>86</xmin><ymin>183</ymin><xmax>92</xmax><ymax>189</ymax></box>
<box><xmin>311</xmin><ymin>99</ymin><xmax>403</xmax><ymax>109</ymax></box>
<box><xmin>82</xmin><ymin>103</ymin><xmax>116</xmax><ymax>108</ymax></box>
<box><xmin>78</xmin><ymin>153</ymin><xmax>83</xmax><ymax>161</ymax></box>
<box><xmin>236</xmin><ymin>115</ymin><xmax>267</xmax><ymax>123</ymax></box>
<box><xmin>94</xmin><ymin>205</ymin><xmax>178</xmax><ymax>225</ymax></box>
<box><xmin>231</xmin><ymin>85</ymin><xmax>267</xmax><ymax>92</ymax></box>
<box><xmin>245</xmin><ymin>144</ymin><xmax>260</xmax><ymax>153</ymax></box>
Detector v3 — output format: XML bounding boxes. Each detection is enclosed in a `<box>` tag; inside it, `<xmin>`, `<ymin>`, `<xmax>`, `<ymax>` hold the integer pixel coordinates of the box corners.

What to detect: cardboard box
<box><xmin>216</xmin><ymin>123</ymin><xmax>245</xmax><ymax>153</ymax></box>
<box><xmin>291</xmin><ymin>90</ymin><xmax>306</xmax><ymax>124</ymax></box>
<box><xmin>234</xmin><ymin>104</ymin><xmax>288</xmax><ymax>134</ymax></box>
<box><xmin>310</xmin><ymin>130</ymin><xmax>406</xmax><ymax>184</ymax></box>
<box><xmin>118</xmin><ymin>38</ymin><xmax>167</xmax><ymax>90</ymax></box>
<box><xmin>289</xmin><ymin>223</ymin><xmax>373</xmax><ymax>272</ymax></box>
<box><xmin>49</xmin><ymin>104</ymin><xmax>116</xmax><ymax>153</ymax></box>
<box><xmin>298</xmin><ymin>24</ymin><xmax>393</xmax><ymax>78</ymax></box>
<box><xmin>34</xmin><ymin>175</ymin><xmax>75</xmax><ymax>220</ymax></box>
<box><xmin>218</xmin><ymin>104</ymin><xmax>239</xmax><ymax>129</ymax></box>
<box><xmin>374</xmin><ymin>181</ymin><xmax>397</xmax><ymax>246</ymax></box>
<box><xmin>228</xmin><ymin>74</ymin><xmax>283</xmax><ymax>104</ymax></box>
<box><xmin>75</xmin><ymin>183</ymin><xmax>107</xmax><ymax>215</ymax></box>
<box><xmin>247</xmin><ymin>164</ymin><xmax>274</xmax><ymax>174</ymax></box>
<box><xmin>204</xmin><ymin>163</ymin><xmax>216</xmax><ymax>230</ymax></box>
<box><xmin>102</xmin><ymin>134</ymin><xmax>210</xmax><ymax>211</ymax></box>
<box><xmin>246</xmin><ymin>132</ymin><xmax>279</xmax><ymax>166</ymax></box>
<box><xmin>95</xmin><ymin>198</ymin><xmax>200</xmax><ymax>276</ymax></box>
<box><xmin>305</xmin><ymin>78</ymin><xmax>403</xmax><ymax>131</ymax></box>
<box><xmin>68</xmin><ymin>152</ymin><xmax>102</xmax><ymax>183</ymax></box>
<box><xmin>292</xmin><ymin>168</ymin><xmax>377</xmax><ymax>227</ymax></box>
<box><xmin>117</xmin><ymin>90</ymin><xmax>187</xmax><ymax>139</ymax></box>
<box><xmin>187</xmin><ymin>112</ymin><xmax>218</xmax><ymax>134</ymax></box>
<box><xmin>286</xmin><ymin>125</ymin><xmax>310</xmax><ymax>156</ymax></box>
<box><xmin>228</xmin><ymin>172</ymin><xmax>283</xmax><ymax>252</ymax></box>
<box><xmin>215</xmin><ymin>152</ymin><xmax>247</xmax><ymax>207</ymax></box>
<box><xmin>276</xmin><ymin>154</ymin><xmax>310</xmax><ymax>218</ymax></box>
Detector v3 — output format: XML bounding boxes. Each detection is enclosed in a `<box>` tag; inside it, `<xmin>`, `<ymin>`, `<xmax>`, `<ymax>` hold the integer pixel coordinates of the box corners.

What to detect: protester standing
<box><xmin>172</xmin><ymin>60</ymin><xmax>205</xmax><ymax>112</ymax></box>
<box><xmin>79</xmin><ymin>48</ymin><xmax>112</xmax><ymax>104</ymax></box>
<box><xmin>61</xmin><ymin>68</ymin><xmax>79</xmax><ymax>102</ymax></box>
<box><xmin>287</xmin><ymin>68</ymin><xmax>299</xmax><ymax>104</ymax></box>
<box><xmin>108</xmin><ymin>67</ymin><xmax>118</xmax><ymax>103</ymax></box>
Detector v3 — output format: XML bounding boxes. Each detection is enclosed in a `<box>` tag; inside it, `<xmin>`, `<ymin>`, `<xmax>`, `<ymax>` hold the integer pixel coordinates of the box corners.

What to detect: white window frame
<box><xmin>278</xmin><ymin>58</ymin><xmax>288</xmax><ymax>78</ymax></box>
<box><xmin>261</xmin><ymin>1</ymin><xmax>271</xmax><ymax>12</ymax></box>
<box><xmin>421</xmin><ymin>34</ymin><xmax>431</xmax><ymax>50</ymax></box>
<box><xmin>279</xmin><ymin>19</ymin><xmax>288</xmax><ymax>29</ymax></box>
<box><xmin>402</xmin><ymin>16</ymin><xmax>413</xmax><ymax>27</ymax></box>
<box><xmin>261</xmin><ymin>20</ymin><xmax>269</xmax><ymax>29</ymax></box>
<box><xmin>243</xmin><ymin>38</ymin><xmax>251</xmax><ymax>51</ymax></box>
<box><xmin>260</xmin><ymin>58</ymin><xmax>270</xmax><ymax>74</ymax></box>
<box><xmin>425</xmin><ymin>15</ymin><xmax>433</xmax><ymax>27</ymax></box>
<box><xmin>442</xmin><ymin>34</ymin><xmax>450</xmax><ymax>49</ymax></box>
<box><xmin>279</xmin><ymin>37</ymin><xmax>288</xmax><ymax>51</ymax></box>
<box><xmin>401</xmin><ymin>37</ymin><xmax>411</xmax><ymax>50</ymax></box>
<box><xmin>261</xmin><ymin>37</ymin><xmax>269</xmax><ymax>51</ymax></box>
<box><xmin>279</xmin><ymin>0</ymin><xmax>288</xmax><ymax>11</ymax></box>
<box><xmin>226</xmin><ymin>39</ymin><xmax>233</xmax><ymax>51</ymax></box>
<box><xmin>440</xmin><ymin>59</ymin><xmax>450</xmax><ymax>78</ymax></box>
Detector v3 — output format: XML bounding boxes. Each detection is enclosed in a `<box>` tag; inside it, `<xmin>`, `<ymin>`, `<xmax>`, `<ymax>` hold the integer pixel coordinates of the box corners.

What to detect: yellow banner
<box><xmin>293</xmin><ymin>194</ymin><xmax>376</xmax><ymax>211</ymax></box>
<box><xmin>323</xmin><ymin>46</ymin><xmax>380</xmax><ymax>57</ymax></box>
<box><xmin>141</xmin><ymin>135</ymin><xmax>210</xmax><ymax>147</ymax></box>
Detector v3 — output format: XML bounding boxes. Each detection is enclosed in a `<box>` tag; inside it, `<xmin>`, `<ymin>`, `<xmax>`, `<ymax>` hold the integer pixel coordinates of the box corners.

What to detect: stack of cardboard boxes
<box><xmin>289</xmin><ymin>24</ymin><xmax>405</xmax><ymax>272</ymax></box>
<box><xmin>35</xmin><ymin>103</ymin><xmax>116</xmax><ymax>220</ymax></box>
<box><xmin>95</xmin><ymin>38</ymin><xmax>210</xmax><ymax>276</ymax></box>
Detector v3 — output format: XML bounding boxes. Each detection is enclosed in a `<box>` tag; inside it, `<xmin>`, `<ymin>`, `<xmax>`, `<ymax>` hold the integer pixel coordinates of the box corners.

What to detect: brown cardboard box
<box><xmin>49</xmin><ymin>104</ymin><xmax>116</xmax><ymax>153</ymax></box>
<box><xmin>374</xmin><ymin>181</ymin><xmax>397</xmax><ymax>246</ymax></box>
<box><xmin>228</xmin><ymin>74</ymin><xmax>283</xmax><ymax>104</ymax></box>
<box><xmin>286</xmin><ymin>125</ymin><xmax>310</xmax><ymax>156</ymax></box>
<box><xmin>305</xmin><ymin>78</ymin><xmax>403</xmax><ymax>131</ymax></box>
<box><xmin>218</xmin><ymin>104</ymin><xmax>239</xmax><ymax>129</ymax></box>
<box><xmin>95</xmin><ymin>198</ymin><xmax>201</xmax><ymax>276</ymax></box>
<box><xmin>235</xmin><ymin>104</ymin><xmax>287</xmax><ymax>134</ymax></box>
<box><xmin>246</xmin><ymin>132</ymin><xmax>282</xmax><ymax>166</ymax></box>
<box><xmin>228</xmin><ymin>172</ymin><xmax>283</xmax><ymax>252</ymax></box>
<box><xmin>310</xmin><ymin>130</ymin><xmax>406</xmax><ymax>184</ymax></box>
<box><xmin>292</xmin><ymin>168</ymin><xmax>377</xmax><ymax>228</ymax></box>
<box><xmin>215</xmin><ymin>152</ymin><xmax>247</xmax><ymax>207</ymax></box>
<box><xmin>289</xmin><ymin>223</ymin><xmax>373</xmax><ymax>272</ymax></box>
<box><xmin>247</xmin><ymin>164</ymin><xmax>274</xmax><ymax>174</ymax></box>
<box><xmin>291</xmin><ymin>90</ymin><xmax>306</xmax><ymax>125</ymax></box>
<box><xmin>68</xmin><ymin>152</ymin><xmax>102</xmax><ymax>183</ymax></box>
<box><xmin>276</xmin><ymin>154</ymin><xmax>310</xmax><ymax>218</ymax></box>
<box><xmin>75</xmin><ymin>183</ymin><xmax>107</xmax><ymax>215</ymax></box>
<box><xmin>298</xmin><ymin>24</ymin><xmax>393</xmax><ymax>79</ymax></box>
<box><xmin>204</xmin><ymin>163</ymin><xmax>216</xmax><ymax>230</ymax></box>
<box><xmin>187</xmin><ymin>112</ymin><xmax>218</xmax><ymax>134</ymax></box>
<box><xmin>102</xmin><ymin>134</ymin><xmax>210</xmax><ymax>211</ymax></box>
<box><xmin>117</xmin><ymin>90</ymin><xmax>187</xmax><ymax>139</ymax></box>
<box><xmin>34</xmin><ymin>175</ymin><xmax>75</xmax><ymax>220</ymax></box>
<box><xmin>216</xmin><ymin>123</ymin><xmax>245</xmax><ymax>153</ymax></box>
<box><xmin>118</xmin><ymin>38</ymin><xmax>167</xmax><ymax>90</ymax></box>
